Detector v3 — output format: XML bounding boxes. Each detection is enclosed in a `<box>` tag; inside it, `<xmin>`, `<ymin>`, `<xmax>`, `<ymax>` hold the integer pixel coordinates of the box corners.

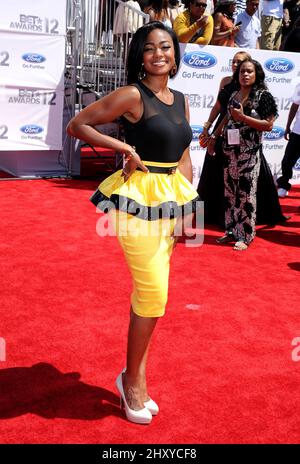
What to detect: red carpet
<box><xmin>0</xmin><ymin>179</ymin><xmax>299</xmax><ymax>444</ymax></box>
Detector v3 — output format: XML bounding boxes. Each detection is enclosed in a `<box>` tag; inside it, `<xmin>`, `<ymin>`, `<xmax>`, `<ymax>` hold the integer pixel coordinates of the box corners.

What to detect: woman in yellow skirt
<box><xmin>67</xmin><ymin>22</ymin><xmax>200</xmax><ymax>424</ymax></box>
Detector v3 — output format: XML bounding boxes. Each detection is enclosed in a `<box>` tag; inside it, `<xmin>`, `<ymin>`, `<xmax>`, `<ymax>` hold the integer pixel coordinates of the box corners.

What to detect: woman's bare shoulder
<box><xmin>108</xmin><ymin>85</ymin><xmax>142</xmax><ymax>121</ymax></box>
<box><xmin>111</xmin><ymin>85</ymin><xmax>141</xmax><ymax>100</ymax></box>
<box><xmin>214</xmin><ymin>12</ymin><xmax>223</xmax><ymax>19</ymax></box>
<box><xmin>104</xmin><ymin>85</ymin><xmax>141</xmax><ymax>109</ymax></box>
<box><xmin>220</xmin><ymin>76</ymin><xmax>232</xmax><ymax>89</ymax></box>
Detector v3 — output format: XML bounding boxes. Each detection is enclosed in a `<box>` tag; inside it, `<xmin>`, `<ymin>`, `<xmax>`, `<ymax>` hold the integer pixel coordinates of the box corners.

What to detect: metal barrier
<box><xmin>80</xmin><ymin>0</ymin><xmax>149</xmax><ymax>100</ymax></box>
<box><xmin>65</xmin><ymin>0</ymin><xmax>84</xmax><ymax>175</ymax></box>
<box><xmin>66</xmin><ymin>0</ymin><xmax>149</xmax><ymax>108</ymax></box>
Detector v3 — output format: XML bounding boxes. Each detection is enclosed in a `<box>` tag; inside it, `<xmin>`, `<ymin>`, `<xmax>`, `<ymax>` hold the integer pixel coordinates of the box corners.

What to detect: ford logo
<box><xmin>20</xmin><ymin>125</ymin><xmax>44</xmax><ymax>134</ymax></box>
<box><xmin>191</xmin><ymin>125</ymin><xmax>203</xmax><ymax>140</ymax></box>
<box><xmin>264</xmin><ymin>58</ymin><xmax>294</xmax><ymax>74</ymax></box>
<box><xmin>263</xmin><ymin>126</ymin><xmax>285</xmax><ymax>140</ymax></box>
<box><xmin>183</xmin><ymin>51</ymin><xmax>217</xmax><ymax>69</ymax></box>
<box><xmin>22</xmin><ymin>53</ymin><xmax>46</xmax><ymax>63</ymax></box>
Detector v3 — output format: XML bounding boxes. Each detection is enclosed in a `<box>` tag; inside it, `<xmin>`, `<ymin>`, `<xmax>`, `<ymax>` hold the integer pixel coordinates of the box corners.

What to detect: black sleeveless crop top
<box><xmin>121</xmin><ymin>81</ymin><xmax>193</xmax><ymax>163</ymax></box>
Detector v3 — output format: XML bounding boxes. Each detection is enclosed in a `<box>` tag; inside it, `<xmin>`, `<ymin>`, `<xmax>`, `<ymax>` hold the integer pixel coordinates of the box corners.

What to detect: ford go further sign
<box><xmin>263</xmin><ymin>126</ymin><xmax>285</xmax><ymax>140</ymax></box>
<box><xmin>20</xmin><ymin>125</ymin><xmax>44</xmax><ymax>134</ymax></box>
<box><xmin>22</xmin><ymin>53</ymin><xmax>46</xmax><ymax>64</ymax></box>
<box><xmin>191</xmin><ymin>126</ymin><xmax>203</xmax><ymax>140</ymax></box>
<box><xmin>183</xmin><ymin>51</ymin><xmax>217</xmax><ymax>69</ymax></box>
<box><xmin>264</xmin><ymin>58</ymin><xmax>294</xmax><ymax>74</ymax></box>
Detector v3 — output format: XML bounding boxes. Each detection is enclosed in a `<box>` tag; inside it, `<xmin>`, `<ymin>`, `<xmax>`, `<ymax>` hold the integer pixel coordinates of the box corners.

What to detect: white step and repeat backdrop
<box><xmin>0</xmin><ymin>0</ymin><xmax>66</xmax><ymax>152</ymax></box>
<box><xmin>170</xmin><ymin>44</ymin><xmax>300</xmax><ymax>187</ymax></box>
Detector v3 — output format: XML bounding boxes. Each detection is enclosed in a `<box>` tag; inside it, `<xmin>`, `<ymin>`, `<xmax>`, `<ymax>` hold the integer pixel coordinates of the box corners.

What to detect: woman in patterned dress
<box><xmin>208</xmin><ymin>59</ymin><xmax>278</xmax><ymax>250</ymax></box>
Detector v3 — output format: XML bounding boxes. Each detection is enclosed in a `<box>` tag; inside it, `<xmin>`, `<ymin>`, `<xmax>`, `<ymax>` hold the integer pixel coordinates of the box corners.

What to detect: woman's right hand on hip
<box><xmin>122</xmin><ymin>145</ymin><xmax>149</xmax><ymax>180</ymax></box>
<box><xmin>122</xmin><ymin>158</ymin><xmax>138</xmax><ymax>181</ymax></box>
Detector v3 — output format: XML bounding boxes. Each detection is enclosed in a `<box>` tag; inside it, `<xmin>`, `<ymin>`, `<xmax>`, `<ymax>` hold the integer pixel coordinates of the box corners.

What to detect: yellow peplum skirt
<box><xmin>90</xmin><ymin>161</ymin><xmax>199</xmax><ymax>318</ymax></box>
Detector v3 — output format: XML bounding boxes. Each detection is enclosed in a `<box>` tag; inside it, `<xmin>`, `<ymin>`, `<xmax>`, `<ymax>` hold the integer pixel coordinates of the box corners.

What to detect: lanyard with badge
<box><xmin>227</xmin><ymin>94</ymin><xmax>246</xmax><ymax>145</ymax></box>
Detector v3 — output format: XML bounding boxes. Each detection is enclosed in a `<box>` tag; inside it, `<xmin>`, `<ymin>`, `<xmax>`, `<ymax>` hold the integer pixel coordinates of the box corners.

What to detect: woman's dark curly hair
<box><xmin>213</xmin><ymin>3</ymin><xmax>236</xmax><ymax>20</ymax></box>
<box><xmin>148</xmin><ymin>0</ymin><xmax>169</xmax><ymax>12</ymax></box>
<box><xmin>232</xmin><ymin>59</ymin><xmax>278</xmax><ymax>119</ymax></box>
<box><xmin>127</xmin><ymin>21</ymin><xmax>180</xmax><ymax>84</ymax></box>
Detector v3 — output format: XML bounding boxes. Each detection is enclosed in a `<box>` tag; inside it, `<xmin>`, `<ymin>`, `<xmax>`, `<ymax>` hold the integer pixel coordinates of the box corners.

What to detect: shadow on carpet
<box><xmin>0</xmin><ymin>362</ymin><xmax>120</xmax><ymax>421</ymax></box>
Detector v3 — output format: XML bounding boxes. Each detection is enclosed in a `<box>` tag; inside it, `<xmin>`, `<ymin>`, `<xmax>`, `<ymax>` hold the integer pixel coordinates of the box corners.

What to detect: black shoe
<box><xmin>216</xmin><ymin>233</ymin><xmax>235</xmax><ymax>244</ymax></box>
<box><xmin>276</xmin><ymin>215</ymin><xmax>291</xmax><ymax>223</ymax></box>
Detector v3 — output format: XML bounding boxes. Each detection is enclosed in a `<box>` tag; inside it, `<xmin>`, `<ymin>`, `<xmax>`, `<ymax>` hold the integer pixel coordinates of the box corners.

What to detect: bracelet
<box><xmin>203</xmin><ymin>120</ymin><xmax>213</xmax><ymax>130</ymax></box>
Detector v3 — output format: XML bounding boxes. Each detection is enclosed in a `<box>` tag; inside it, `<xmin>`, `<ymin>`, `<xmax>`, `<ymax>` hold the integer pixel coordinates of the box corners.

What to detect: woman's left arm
<box><xmin>178</xmin><ymin>96</ymin><xmax>193</xmax><ymax>183</ymax></box>
<box><xmin>231</xmin><ymin>105</ymin><xmax>275</xmax><ymax>131</ymax></box>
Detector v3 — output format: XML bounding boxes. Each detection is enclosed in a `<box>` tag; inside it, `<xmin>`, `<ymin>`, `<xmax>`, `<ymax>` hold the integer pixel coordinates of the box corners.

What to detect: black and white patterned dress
<box><xmin>222</xmin><ymin>90</ymin><xmax>278</xmax><ymax>245</ymax></box>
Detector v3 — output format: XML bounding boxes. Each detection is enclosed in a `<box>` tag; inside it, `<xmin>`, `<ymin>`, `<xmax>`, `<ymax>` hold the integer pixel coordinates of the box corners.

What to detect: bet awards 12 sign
<box><xmin>0</xmin><ymin>0</ymin><xmax>66</xmax><ymax>36</ymax></box>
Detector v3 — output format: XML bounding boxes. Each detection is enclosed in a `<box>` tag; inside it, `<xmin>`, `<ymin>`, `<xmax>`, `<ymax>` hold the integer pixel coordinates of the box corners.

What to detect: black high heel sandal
<box><xmin>216</xmin><ymin>232</ymin><xmax>235</xmax><ymax>244</ymax></box>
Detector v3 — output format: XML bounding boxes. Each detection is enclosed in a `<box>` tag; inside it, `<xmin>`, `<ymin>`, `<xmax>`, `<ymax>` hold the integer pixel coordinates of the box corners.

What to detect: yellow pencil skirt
<box><xmin>111</xmin><ymin>211</ymin><xmax>175</xmax><ymax>318</ymax></box>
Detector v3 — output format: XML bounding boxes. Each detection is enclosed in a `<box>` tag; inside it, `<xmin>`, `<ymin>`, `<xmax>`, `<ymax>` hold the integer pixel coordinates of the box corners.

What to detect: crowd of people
<box><xmin>99</xmin><ymin>0</ymin><xmax>300</xmax><ymax>247</ymax></box>
<box><xmin>106</xmin><ymin>0</ymin><xmax>300</xmax><ymax>247</ymax></box>
<box><xmin>110</xmin><ymin>0</ymin><xmax>300</xmax><ymax>51</ymax></box>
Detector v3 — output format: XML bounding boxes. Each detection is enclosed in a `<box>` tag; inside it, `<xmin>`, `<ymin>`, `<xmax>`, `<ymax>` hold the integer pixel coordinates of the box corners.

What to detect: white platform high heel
<box><xmin>120</xmin><ymin>368</ymin><xmax>159</xmax><ymax>415</ymax></box>
<box><xmin>144</xmin><ymin>398</ymin><xmax>159</xmax><ymax>416</ymax></box>
<box><xmin>116</xmin><ymin>371</ymin><xmax>152</xmax><ymax>425</ymax></box>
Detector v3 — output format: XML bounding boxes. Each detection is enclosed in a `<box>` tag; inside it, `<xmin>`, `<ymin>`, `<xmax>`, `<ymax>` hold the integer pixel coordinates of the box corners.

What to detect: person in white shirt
<box><xmin>276</xmin><ymin>83</ymin><xmax>300</xmax><ymax>197</ymax></box>
<box><xmin>113</xmin><ymin>0</ymin><xmax>144</xmax><ymax>35</ymax></box>
<box><xmin>261</xmin><ymin>0</ymin><xmax>284</xmax><ymax>49</ymax></box>
<box><xmin>235</xmin><ymin>0</ymin><xmax>261</xmax><ymax>48</ymax></box>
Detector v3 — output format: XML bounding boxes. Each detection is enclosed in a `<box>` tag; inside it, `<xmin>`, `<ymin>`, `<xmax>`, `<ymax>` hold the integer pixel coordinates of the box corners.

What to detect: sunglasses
<box><xmin>193</xmin><ymin>2</ymin><xmax>207</xmax><ymax>7</ymax></box>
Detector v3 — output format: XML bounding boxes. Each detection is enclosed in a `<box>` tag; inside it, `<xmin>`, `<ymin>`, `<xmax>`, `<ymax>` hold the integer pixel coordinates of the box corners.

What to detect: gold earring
<box><xmin>170</xmin><ymin>63</ymin><xmax>177</xmax><ymax>77</ymax></box>
<box><xmin>138</xmin><ymin>63</ymin><xmax>146</xmax><ymax>80</ymax></box>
